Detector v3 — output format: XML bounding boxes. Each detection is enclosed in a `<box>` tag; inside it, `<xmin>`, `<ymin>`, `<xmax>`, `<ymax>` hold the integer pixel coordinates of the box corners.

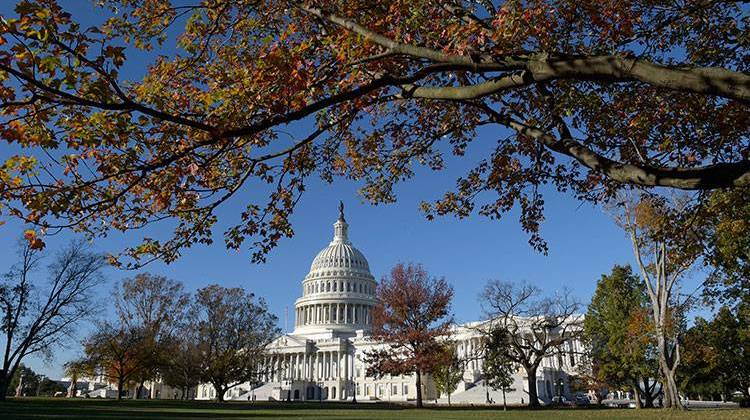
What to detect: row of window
<box><xmin>357</xmin><ymin>383</ymin><xmax>409</xmax><ymax>397</ymax></box>
<box><xmin>304</xmin><ymin>280</ymin><xmax>374</xmax><ymax>295</ymax></box>
<box><xmin>316</xmin><ymin>256</ymin><xmax>367</xmax><ymax>269</ymax></box>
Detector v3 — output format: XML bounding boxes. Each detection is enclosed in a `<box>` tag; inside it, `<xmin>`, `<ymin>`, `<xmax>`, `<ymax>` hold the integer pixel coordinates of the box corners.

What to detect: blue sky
<box><xmin>0</xmin><ymin>1</ymin><xmax>710</xmax><ymax>379</ymax></box>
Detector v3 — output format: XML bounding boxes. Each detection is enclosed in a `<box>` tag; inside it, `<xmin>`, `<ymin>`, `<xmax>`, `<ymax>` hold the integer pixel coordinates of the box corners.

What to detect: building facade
<box><xmin>196</xmin><ymin>205</ymin><xmax>584</xmax><ymax>404</ymax></box>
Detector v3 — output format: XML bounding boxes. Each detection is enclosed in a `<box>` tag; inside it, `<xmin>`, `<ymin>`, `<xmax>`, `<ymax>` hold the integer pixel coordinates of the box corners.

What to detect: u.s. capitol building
<box><xmin>192</xmin><ymin>206</ymin><xmax>584</xmax><ymax>404</ymax></box>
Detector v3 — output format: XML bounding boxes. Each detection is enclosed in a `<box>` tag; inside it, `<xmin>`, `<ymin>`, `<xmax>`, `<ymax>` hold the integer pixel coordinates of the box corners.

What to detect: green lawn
<box><xmin>1</xmin><ymin>398</ymin><xmax>748</xmax><ymax>420</ymax></box>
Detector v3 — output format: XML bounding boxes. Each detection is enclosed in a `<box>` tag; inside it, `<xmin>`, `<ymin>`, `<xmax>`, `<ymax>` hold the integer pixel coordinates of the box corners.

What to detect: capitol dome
<box><xmin>293</xmin><ymin>203</ymin><xmax>377</xmax><ymax>335</ymax></box>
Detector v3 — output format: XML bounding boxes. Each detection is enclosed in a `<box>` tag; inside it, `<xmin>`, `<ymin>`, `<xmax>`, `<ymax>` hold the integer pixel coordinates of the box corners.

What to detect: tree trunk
<box><xmin>213</xmin><ymin>383</ymin><xmax>224</xmax><ymax>402</ymax></box>
<box><xmin>0</xmin><ymin>374</ymin><xmax>9</xmax><ymax>401</ymax></box>
<box><xmin>642</xmin><ymin>378</ymin><xmax>655</xmax><ymax>408</ymax></box>
<box><xmin>447</xmin><ymin>391</ymin><xmax>451</xmax><ymax>406</ymax></box>
<box><xmin>15</xmin><ymin>372</ymin><xmax>24</xmax><ymax>397</ymax></box>
<box><xmin>502</xmin><ymin>388</ymin><xmax>507</xmax><ymax>411</ymax></box>
<box><xmin>633</xmin><ymin>383</ymin><xmax>643</xmax><ymax>409</ymax></box>
<box><xmin>117</xmin><ymin>378</ymin><xmax>124</xmax><ymax>401</ymax></box>
<box><xmin>67</xmin><ymin>375</ymin><xmax>78</xmax><ymax>398</ymax></box>
<box><xmin>415</xmin><ymin>370</ymin><xmax>423</xmax><ymax>408</ymax></box>
<box><xmin>525</xmin><ymin>365</ymin><xmax>539</xmax><ymax>408</ymax></box>
<box><xmin>657</xmin><ymin>336</ymin><xmax>683</xmax><ymax>410</ymax></box>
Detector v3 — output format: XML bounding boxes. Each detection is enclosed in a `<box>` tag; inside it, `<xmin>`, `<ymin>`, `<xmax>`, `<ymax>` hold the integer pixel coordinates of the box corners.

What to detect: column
<box><xmin>336</xmin><ymin>303</ymin><xmax>340</xmax><ymax>323</ymax></box>
<box><xmin>343</xmin><ymin>350</ymin><xmax>349</xmax><ymax>383</ymax></box>
<box><xmin>335</xmin><ymin>350</ymin><xmax>339</xmax><ymax>379</ymax></box>
<box><xmin>316</xmin><ymin>352</ymin><xmax>321</xmax><ymax>380</ymax></box>
<box><xmin>344</xmin><ymin>303</ymin><xmax>349</xmax><ymax>324</ymax></box>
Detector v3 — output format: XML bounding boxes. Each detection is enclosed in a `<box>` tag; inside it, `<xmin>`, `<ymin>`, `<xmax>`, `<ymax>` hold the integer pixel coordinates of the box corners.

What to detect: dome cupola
<box><xmin>293</xmin><ymin>202</ymin><xmax>377</xmax><ymax>335</ymax></box>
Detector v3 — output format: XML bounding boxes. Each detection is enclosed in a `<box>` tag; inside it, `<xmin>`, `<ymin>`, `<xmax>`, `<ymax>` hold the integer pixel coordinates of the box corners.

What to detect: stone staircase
<box><xmin>438</xmin><ymin>376</ymin><xmax>531</xmax><ymax>406</ymax></box>
<box><xmin>234</xmin><ymin>382</ymin><xmax>281</xmax><ymax>401</ymax></box>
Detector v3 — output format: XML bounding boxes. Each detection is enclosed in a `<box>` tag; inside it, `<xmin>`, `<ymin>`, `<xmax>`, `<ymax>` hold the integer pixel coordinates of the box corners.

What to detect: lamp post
<box><xmin>352</xmin><ymin>381</ymin><xmax>357</xmax><ymax>404</ymax></box>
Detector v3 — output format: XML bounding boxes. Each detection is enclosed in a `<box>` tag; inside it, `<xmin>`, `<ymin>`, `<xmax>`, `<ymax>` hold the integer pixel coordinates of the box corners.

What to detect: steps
<box><xmin>438</xmin><ymin>377</ymin><xmax>531</xmax><ymax>406</ymax></box>
<box><xmin>234</xmin><ymin>382</ymin><xmax>280</xmax><ymax>401</ymax></box>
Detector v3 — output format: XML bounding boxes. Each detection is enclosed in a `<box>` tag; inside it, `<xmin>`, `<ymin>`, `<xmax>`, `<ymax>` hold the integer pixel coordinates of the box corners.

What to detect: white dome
<box><xmin>293</xmin><ymin>202</ymin><xmax>377</xmax><ymax>334</ymax></box>
<box><xmin>310</xmin><ymin>242</ymin><xmax>370</xmax><ymax>274</ymax></box>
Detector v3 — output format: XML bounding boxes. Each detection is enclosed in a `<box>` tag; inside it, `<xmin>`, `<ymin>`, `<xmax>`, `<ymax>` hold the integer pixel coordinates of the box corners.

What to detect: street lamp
<box><xmin>352</xmin><ymin>381</ymin><xmax>357</xmax><ymax>404</ymax></box>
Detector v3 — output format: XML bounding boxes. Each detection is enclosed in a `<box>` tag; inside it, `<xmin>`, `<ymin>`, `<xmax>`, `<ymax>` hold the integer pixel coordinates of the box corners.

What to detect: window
<box><xmin>333</xmin><ymin>282</ymin><xmax>337</xmax><ymax>291</ymax></box>
<box><xmin>365</xmin><ymin>385</ymin><xmax>371</xmax><ymax>396</ymax></box>
<box><xmin>403</xmin><ymin>384</ymin><xmax>408</xmax><ymax>395</ymax></box>
<box><xmin>356</xmin><ymin>384</ymin><xmax>361</xmax><ymax>395</ymax></box>
<box><xmin>392</xmin><ymin>385</ymin><xmax>398</xmax><ymax>395</ymax></box>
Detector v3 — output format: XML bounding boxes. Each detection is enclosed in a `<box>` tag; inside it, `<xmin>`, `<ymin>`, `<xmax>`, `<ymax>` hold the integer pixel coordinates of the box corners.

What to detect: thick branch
<box><xmin>472</xmin><ymin>103</ymin><xmax>750</xmax><ymax>189</ymax></box>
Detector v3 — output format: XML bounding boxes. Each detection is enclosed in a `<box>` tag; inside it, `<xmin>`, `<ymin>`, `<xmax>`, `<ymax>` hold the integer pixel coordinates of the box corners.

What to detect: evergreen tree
<box><xmin>583</xmin><ymin>265</ymin><xmax>657</xmax><ymax>408</ymax></box>
<box><xmin>432</xmin><ymin>344</ymin><xmax>464</xmax><ymax>406</ymax></box>
<box><xmin>483</xmin><ymin>327</ymin><xmax>516</xmax><ymax>411</ymax></box>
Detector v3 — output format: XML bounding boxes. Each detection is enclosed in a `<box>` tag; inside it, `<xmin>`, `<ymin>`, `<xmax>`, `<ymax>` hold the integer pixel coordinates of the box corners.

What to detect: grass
<box><xmin>1</xmin><ymin>398</ymin><xmax>748</xmax><ymax>420</ymax></box>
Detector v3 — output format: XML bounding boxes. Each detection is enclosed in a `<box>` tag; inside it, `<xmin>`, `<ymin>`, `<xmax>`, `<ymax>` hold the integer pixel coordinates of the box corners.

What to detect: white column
<box><xmin>343</xmin><ymin>351</ymin><xmax>349</xmax><ymax>383</ymax></box>
<box><xmin>316</xmin><ymin>352</ymin><xmax>321</xmax><ymax>380</ymax></box>
<box><xmin>344</xmin><ymin>303</ymin><xmax>349</xmax><ymax>324</ymax></box>
<box><xmin>335</xmin><ymin>350</ymin><xmax>340</xmax><ymax>379</ymax></box>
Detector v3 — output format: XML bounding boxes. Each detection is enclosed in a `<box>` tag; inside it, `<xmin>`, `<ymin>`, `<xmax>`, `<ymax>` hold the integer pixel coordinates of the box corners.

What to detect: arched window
<box><xmin>346</xmin><ymin>282</ymin><xmax>350</xmax><ymax>292</ymax></box>
<box><xmin>326</xmin><ymin>282</ymin><xmax>331</xmax><ymax>292</ymax></box>
<box><xmin>333</xmin><ymin>282</ymin><xmax>337</xmax><ymax>291</ymax></box>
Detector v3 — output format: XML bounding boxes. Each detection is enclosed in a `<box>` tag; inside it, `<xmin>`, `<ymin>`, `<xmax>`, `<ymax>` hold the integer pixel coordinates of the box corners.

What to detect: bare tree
<box><xmin>612</xmin><ymin>195</ymin><xmax>700</xmax><ymax>410</ymax></box>
<box><xmin>480</xmin><ymin>281</ymin><xmax>582</xmax><ymax>408</ymax></box>
<box><xmin>0</xmin><ymin>240</ymin><xmax>105</xmax><ymax>400</ymax></box>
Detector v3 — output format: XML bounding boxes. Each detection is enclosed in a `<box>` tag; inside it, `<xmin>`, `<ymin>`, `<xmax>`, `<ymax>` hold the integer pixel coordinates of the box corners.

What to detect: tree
<box><xmin>483</xmin><ymin>326</ymin><xmax>516</xmax><ymax>411</ymax></box>
<box><xmin>63</xmin><ymin>358</ymin><xmax>94</xmax><ymax>398</ymax></box>
<box><xmin>480</xmin><ymin>281</ymin><xmax>581</xmax><ymax>408</ymax></box>
<box><xmin>432</xmin><ymin>343</ymin><xmax>464</xmax><ymax>406</ymax></box>
<box><xmin>113</xmin><ymin>274</ymin><xmax>189</xmax><ymax>398</ymax></box>
<box><xmin>613</xmin><ymin>196</ymin><xmax>701</xmax><ymax>409</ymax></box>
<box><xmin>82</xmin><ymin>322</ymin><xmax>151</xmax><ymax>400</ymax></box>
<box><xmin>0</xmin><ymin>1</ymin><xmax>747</xmax><ymax>268</ymax></box>
<box><xmin>365</xmin><ymin>263</ymin><xmax>453</xmax><ymax>408</ymax></box>
<box><xmin>695</xmin><ymin>188</ymin><xmax>750</xmax><ymax>305</ymax></box>
<box><xmin>191</xmin><ymin>285</ymin><xmax>279</xmax><ymax>402</ymax></box>
<box><xmin>160</xmin><ymin>322</ymin><xmax>203</xmax><ymax>400</ymax></box>
<box><xmin>583</xmin><ymin>265</ymin><xmax>657</xmax><ymax>408</ymax></box>
<box><xmin>680</xmin><ymin>299</ymin><xmax>750</xmax><ymax>402</ymax></box>
<box><xmin>6</xmin><ymin>364</ymin><xmax>39</xmax><ymax>397</ymax></box>
<box><xmin>0</xmin><ymin>240</ymin><xmax>105</xmax><ymax>400</ymax></box>
<box><xmin>37</xmin><ymin>377</ymin><xmax>65</xmax><ymax>396</ymax></box>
